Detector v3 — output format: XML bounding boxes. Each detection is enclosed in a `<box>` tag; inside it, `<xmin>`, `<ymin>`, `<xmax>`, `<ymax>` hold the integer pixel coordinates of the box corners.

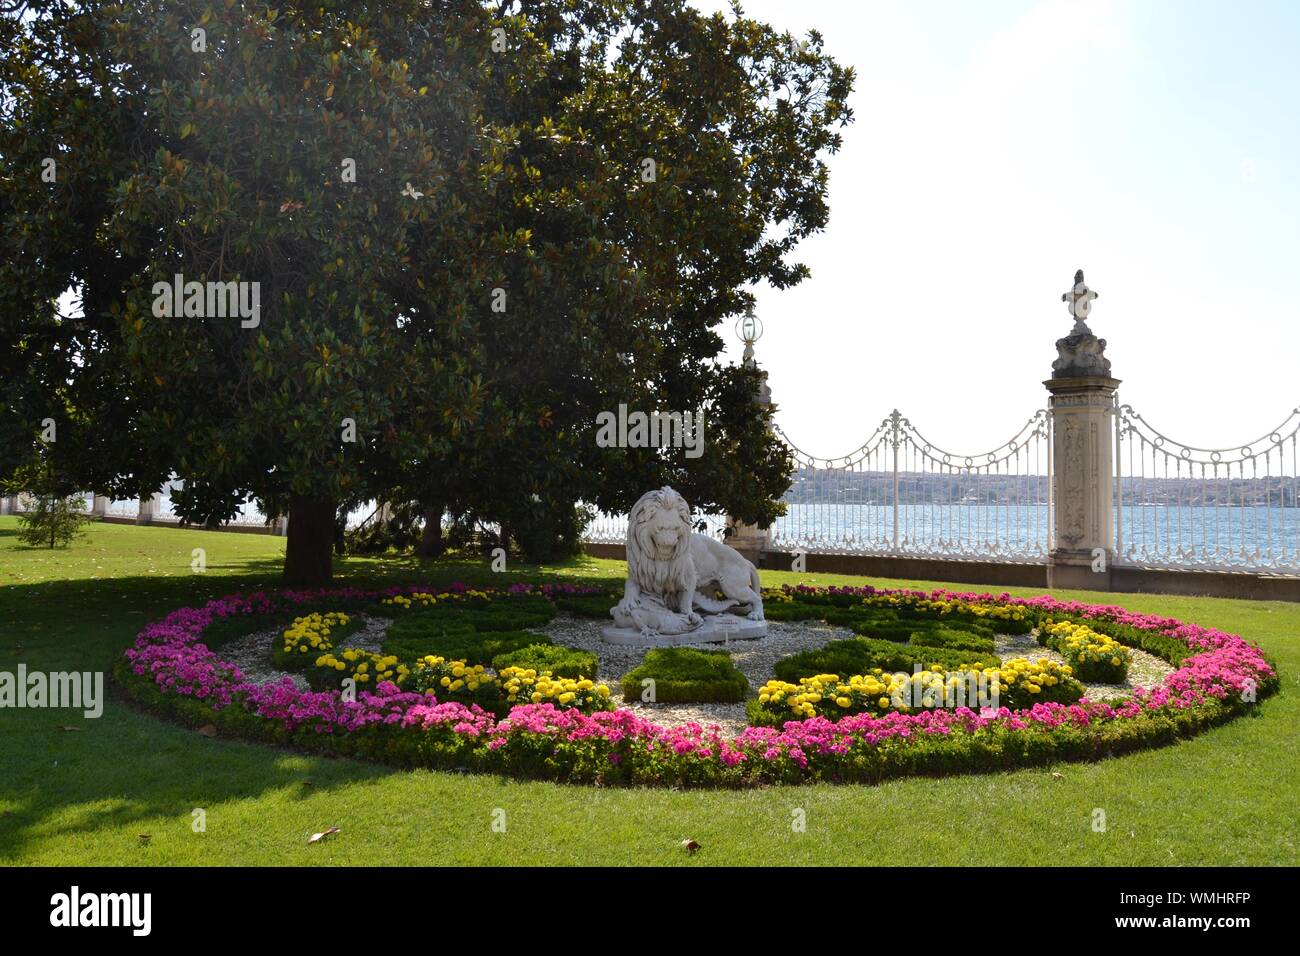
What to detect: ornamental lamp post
<box><xmin>725</xmin><ymin>304</ymin><xmax>772</xmax><ymax>562</ymax></box>
<box><xmin>736</xmin><ymin>307</ymin><xmax>763</xmax><ymax>367</ymax></box>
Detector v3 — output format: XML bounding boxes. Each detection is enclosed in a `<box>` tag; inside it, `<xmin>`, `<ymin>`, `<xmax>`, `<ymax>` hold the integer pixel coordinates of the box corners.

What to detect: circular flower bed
<box><xmin>117</xmin><ymin>582</ymin><xmax>1278</xmax><ymax>787</ymax></box>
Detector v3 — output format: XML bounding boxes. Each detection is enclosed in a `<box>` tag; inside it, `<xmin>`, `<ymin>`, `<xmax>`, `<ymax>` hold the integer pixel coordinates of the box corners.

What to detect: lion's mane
<box><xmin>625</xmin><ymin>486</ymin><xmax>694</xmax><ymax>601</ymax></box>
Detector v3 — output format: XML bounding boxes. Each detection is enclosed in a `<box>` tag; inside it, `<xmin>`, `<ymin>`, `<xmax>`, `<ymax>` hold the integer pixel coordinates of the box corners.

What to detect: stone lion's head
<box><xmin>626</xmin><ymin>486</ymin><xmax>693</xmax><ymax>598</ymax></box>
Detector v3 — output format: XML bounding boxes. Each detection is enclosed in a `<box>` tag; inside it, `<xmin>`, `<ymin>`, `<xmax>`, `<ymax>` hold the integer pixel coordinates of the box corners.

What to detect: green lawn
<box><xmin>1</xmin><ymin>516</ymin><xmax>1295</xmax><ymax>866</ymax></box>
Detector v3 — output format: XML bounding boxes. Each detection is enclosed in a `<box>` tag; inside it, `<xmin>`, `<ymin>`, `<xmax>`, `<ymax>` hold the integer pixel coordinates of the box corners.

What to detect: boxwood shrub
<box><xmin>942</xmin><ymin>619</ymin><xmax>998</xmax><ymax>641</ymax></box>
<box><xmin>621</xmin><ymin>647</ymin><xmax>749</xmax><ymax>703</ymax></box>
<box><xmin>553</xmin><ymin>594</ymin><xmax>618</xmax><ymax>619</ymax></box>
<box><xmin>773</xmin><ymin>637</ymin><xmax>1001</xmax><ymax>683</ymax></box>
<box><xmin>763</xmin><ymin>601</ymin><xmax>830</xmax><ymax>622</ymax></box>
<box><xmin>376</xmin><ymin>596</ymin><xmax>556</xmax><ymax>633</ymax></box>
<box><xmin>849</xmin><ymin>620</ymin><xmax>930</xmax><ymax>643</ymax></box>
<box><xmin>910</xmin><ymin>627</ymin><xmax>997</xmax><ymax>654</ymax></box>
<box><xmin>382</xmin><ymin>617</ymin><xmax>551</xmax><ymax>666</ymax></box>
<box><xmin>491</xmin><ymin>643</ymin><xmax>599</xmax><ymax>679</ymax></box>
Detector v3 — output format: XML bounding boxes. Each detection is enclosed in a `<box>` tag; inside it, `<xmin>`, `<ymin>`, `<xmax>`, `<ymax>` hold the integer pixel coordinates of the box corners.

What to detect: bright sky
<box><xmin>701</xmin><ymin>0</ymin><xmax>1300</xmax><ymax>458</ymax></box>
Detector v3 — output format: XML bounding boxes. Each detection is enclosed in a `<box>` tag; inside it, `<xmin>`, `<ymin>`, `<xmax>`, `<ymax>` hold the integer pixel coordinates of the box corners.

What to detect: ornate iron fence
<box><xmin>583</xmin><ymin>508</ymin><xmax>726</xmax><ymax>545</ymax></box>
<box><xmin>1113</xmin><ymin>403</ymin><xmax>1300</xmax><ymax>572</ymax></box>
<box><xmin>771</xmin><ymin>409</ymin><xmax>1053</xmax><ymax>560</ymax></box>
<box><xmin>580</xmin><ymin>409</ymin><xmax>1053</xmax><ymax>562</ymax></box>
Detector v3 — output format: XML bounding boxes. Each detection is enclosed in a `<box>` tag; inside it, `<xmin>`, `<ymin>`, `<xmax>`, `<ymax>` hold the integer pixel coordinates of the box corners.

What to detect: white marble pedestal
<box><xmin>600</xmin><ymin>615</ymin><xmax>767</xmax><ymax>647</ymax></box>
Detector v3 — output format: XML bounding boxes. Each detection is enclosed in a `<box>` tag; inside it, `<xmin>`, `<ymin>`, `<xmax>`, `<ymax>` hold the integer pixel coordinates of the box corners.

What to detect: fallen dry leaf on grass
<box><xmin>57</xmin><ymin>725</ymin><xmax>80</xmax><ymax>732</ymax></box>
<box><xmin>307</xmin><ymin>827</ymin><xmax>340</xmax><ymax>845</ymax></box>
<box><xmin>196</xmin><ymin>724</ymin><xmax>218</xmax><ymax>738</ymax></box>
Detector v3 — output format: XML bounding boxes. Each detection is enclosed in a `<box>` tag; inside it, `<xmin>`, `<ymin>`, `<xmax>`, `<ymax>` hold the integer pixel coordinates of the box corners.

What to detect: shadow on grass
<box><xmin>0</xmin><ymin>703</ymin><xmax>403</xmax><ymax>860</ymax></box>
<box><xmin>0</xmin><ymin>548</ymin><xmax>623</xmax><ymax>860</ymax></box>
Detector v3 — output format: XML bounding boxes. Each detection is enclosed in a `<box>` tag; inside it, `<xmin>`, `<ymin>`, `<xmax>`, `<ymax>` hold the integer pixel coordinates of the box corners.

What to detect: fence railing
<box><xmin>583</xmin><ymin>508</ymin><xmax>727</xmax><ymax>545</ymax></box>
<box><xmin>771</xmin><ymin>409</ymin><xmax>1053</xmax><ymax>560</ymax></box>
<box><xmin>8</xmin><ymin>402</ymin><xmax>1300</xmax><ymax>580</ymax></box>
<box><xmin>3</xmin><ymin>488</ymin><xmax>279</xmax><ymax>530</ymax></box>
<box><xmin>579</xmin><ymin>409</ymin><xmax>1054</xmax><ymax>562</ymax></box>
<box><xmin>1114</xmin><ymin>403</ymin><xmax>1300</xmax><ymax>573</ymax></box>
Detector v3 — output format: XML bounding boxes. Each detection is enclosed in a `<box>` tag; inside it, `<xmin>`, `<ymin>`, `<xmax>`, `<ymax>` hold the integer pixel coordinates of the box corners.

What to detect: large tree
<box><xmin>1</xmin><ymin>0</ymin><xmax>853</xmax><ymax>584</ymax></box>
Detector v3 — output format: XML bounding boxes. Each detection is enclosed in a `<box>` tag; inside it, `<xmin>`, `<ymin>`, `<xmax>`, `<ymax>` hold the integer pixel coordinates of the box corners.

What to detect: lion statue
<box><xmin>610</xmin><ymin>486</ymin><xmax>764</xmax><ymax>638</ymax></box>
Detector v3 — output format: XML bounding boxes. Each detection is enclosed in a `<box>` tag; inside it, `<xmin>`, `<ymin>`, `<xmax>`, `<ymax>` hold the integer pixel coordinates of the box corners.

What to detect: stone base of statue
<box><xmin>600</xmin><ymin>613</ymin><xmax>767</xmax><ymax>647</ymax></box>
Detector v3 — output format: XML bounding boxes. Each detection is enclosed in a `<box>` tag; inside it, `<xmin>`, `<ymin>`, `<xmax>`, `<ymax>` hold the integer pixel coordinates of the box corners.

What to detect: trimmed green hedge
<box><xmin>763</xmin><ymin>602</ymin><xmax>830</xmax><ymax>622</ymax></box>
<box><xmin>621</xmin><ymin>647</ymin><xmax>749</xmax><ymax>703</ymax></box>
<box><xmin>910</xmin><ymin>626</ymin><xmax>997</xmax><ymax>654</ymax></box>
<box><xmin>491</xmin><ymin>643</ymin><xmax>599</xmax><ymax>679</ymax></box>
<box><xmin>382</xmin><ymin>617</ymin><xmax>551</xmax><ymax>666</ymax></box>
<box><xmin>553</xmin><ymin>594</ymin><xmax>617</xmax><ymax>619</ymax></box>
<box><xmin>779</xmin><ymin>591</ymin><xmax>863</xmax><ymax>608</ymax></box>
<box><xmin>375</xmin><ymin>596</ymin><xmax>556</xmax><ymax>633</ymax></box>
<box><xmin>773</xmin><ymin>637</ymin><xmax>1001</xmax><ymax>683</ymax></box>
<box><xmin>849</xmin><ymin>620</ymin><xmax>929</xmax><ymax>643</ymax></box>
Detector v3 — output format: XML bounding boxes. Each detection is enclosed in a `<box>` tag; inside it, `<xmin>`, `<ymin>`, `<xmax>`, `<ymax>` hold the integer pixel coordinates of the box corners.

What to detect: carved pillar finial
<box><xmin>1061</xmin><ymin>269</ymin><xmax>1099</xmax><ymax>335</ymax></box>
<box><xmin>1053</xmin><ymin>269</ymin><xmax>1111</xmax><ymax>379</ymax></box>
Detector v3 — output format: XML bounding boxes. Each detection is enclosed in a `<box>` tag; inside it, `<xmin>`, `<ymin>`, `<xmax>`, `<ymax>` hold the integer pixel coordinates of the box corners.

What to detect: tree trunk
<box><xmin>284</xmin><ymin>495</ymin><xmax>335</xmax><ymax>586</ymax></box>
<box><xmin>415</xmin><ymin>500</ymin><xmax>445</xmax><ymax>558</ymax></box>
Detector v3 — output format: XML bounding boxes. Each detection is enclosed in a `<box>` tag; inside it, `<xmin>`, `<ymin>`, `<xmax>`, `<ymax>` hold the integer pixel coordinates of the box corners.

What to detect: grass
<box><xmin>0</xmin><ymin>516</ymin><xmax>1296</xmax><ymax>866</ymax></box>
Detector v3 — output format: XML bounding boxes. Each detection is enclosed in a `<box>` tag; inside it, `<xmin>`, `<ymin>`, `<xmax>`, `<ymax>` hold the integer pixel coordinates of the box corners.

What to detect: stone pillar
<box><xmin>726</xmin><ymin>516</ymin><xmax>769</xmax><ymax>566</ymax></box>
<box><xmin>272</xmin><ymin>515</ymin><xmax>290</xmax><ymax>536</ymax></box>
<box><xmin>136</xmin><ymin>492</ymin><xmax>163</xmax><ymax>524</ymax></box>
<box><xmin>91</xmin><ymin>495</ymin><xmax>110</xmax><ymax>517</ymax></box>
<box><xmin>726</xmin><ymin>306</ymin><xmax>773</xmax><ymax>566</ymax></box>
<box><xmin>1046</xmin><ymin>271</ymin><xmax>1119</xmax><ymax>591</ymax></box>
<box><xmin>0</xmin><ymin>496</ymin><xmax>13</xmax><ymax>516</ymax></box>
